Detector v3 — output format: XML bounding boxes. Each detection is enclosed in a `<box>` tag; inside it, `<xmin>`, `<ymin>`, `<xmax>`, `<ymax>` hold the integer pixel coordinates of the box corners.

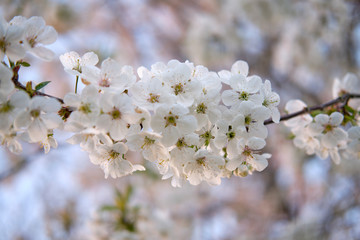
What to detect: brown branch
<box><xmin>9</xmin><ymin>63</ymin><xmax>360</xmax><ymax>125</ymax></box>
<box><xmin>264</xmin><ymin>93</ymin><xmax>360</xmax><ymax>125</ymax></box>
<box><xmin>11</xmin><ymin>64</ymin><xmax>64</xmax><ymax>104</ymax></box>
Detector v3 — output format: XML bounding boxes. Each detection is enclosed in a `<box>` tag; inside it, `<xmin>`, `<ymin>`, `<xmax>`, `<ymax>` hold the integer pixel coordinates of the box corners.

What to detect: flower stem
<box><xmin>75</xmin><ymin>75</ymin><xmax>79</xmax><ymax>94</ymax></box>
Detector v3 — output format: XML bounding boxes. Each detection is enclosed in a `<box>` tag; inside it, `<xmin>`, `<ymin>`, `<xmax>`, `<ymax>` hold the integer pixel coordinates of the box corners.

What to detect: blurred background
<box><xmin>1</xmin><ymin>0</ymin><xmax>360</xmax><ymax>239</ymax></box>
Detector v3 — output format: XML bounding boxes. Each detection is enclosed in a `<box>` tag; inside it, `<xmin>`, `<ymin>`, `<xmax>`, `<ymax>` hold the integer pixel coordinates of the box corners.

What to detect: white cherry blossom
<box><xmin>183</xmin><ymin>149</ymin><xmax>225</xmax><ymax>186</ymax></box>
<box><xmin>332</xmin><ymin>73</ymin><xmax>360</xmax><ymax>98</ymax></box>
<box><xmin>218</xmin><ymin>60</ymin><xmax>249</xmax><ymax>85</ymax></box>
<box><xmin>0</xmin><ymin>90</ymin><xmax>29</xmax><ymax>131</ymax></box>
<box><xmin>11</xmin><ymin>16</ymin><xmax>57</xmax><ymax>61</ymax></box>
<box><xmin>89</xmin><ymin>142</ymin><xmax>145</xmax><ymax>179</ymax></box>
<box><xmin>260</xmin><ymin>80</ymin><xmax>280</xmax><ymax>123</ymax></box>
<box><xmin>66</xmin><ymin>126</ymin><xmax>112</xmax><ymax>152</ymax></box>
<box><xmin>151</xmin><ymin>104</ymin><xmax>197</xmax><ymax>147</ymax></box>
<box><xmin>235</xmin><ymin>101</ymin><xmax>271</xmax><ymax>139</ymax></box>
<box><xmin>96</xmin><ymin>93</ymin><xmax>136</xmax><ymax>141</ymax></box>
<box><xmin>283</xmin><ymin>99</ymin><xmax>312</xmax><ymax>133</ymax></box>
<box><xmin>59</xmin><ymin>51</ymin><xmax>99</xmax><ymax>76</ymax></box>
<box><xmin>0</xmin><ymin>15</ymin><xmax>25</xmax><ymax>61</ymax></box>
<box><xmin>82</xmin><ymin>58</ymin><xmax>136</xmax><ymax>92</ymax></box>
<box><xmin>126</xmin><ymin>131</ymin><xmax>170</xmax><ymax>162</ymax></box>
<box><xmin>161</xmin><ymin>62</ymin><xmax>201</xmax><ymax>107</ymax></box>
<box><xmin>226</xmin><ymin>137</ymin><xmax>269</xmax><ymax>172</ymax></box>
<box><xmin>64</xmin><ymin>85</ymin><xmax>100</xmax><ymax>128</ymax></box>
<box><xmin>131</xmin><ymin>77</ymin><xmax>175</xmax><ymax>111</ymax></box>
<box><xmin>14</xmin><ymin>96</ymin><xmax>61</xmax><ymax>143</ymax></box>
<box><xmin>308</xmin><ymin>112</ymin><xmax>348</xmax><ymax>149</ymax></box>
<box><xmin>0</xmin><ymin>64</ymin><xmax>15</xmax><ymax>95</ymax></box>
<box><xmin>222</xmin><ymin>74</ymin><xmax>262</xmax><ymax>108</ymax></box>
<box><xmin>0</xmin><ymin>127</ymin><xmax>22</xmax><ymax>154</ymax></box>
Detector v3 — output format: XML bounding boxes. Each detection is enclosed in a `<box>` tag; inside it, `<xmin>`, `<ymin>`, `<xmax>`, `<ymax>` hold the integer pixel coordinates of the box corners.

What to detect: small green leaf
<box><xmin>310</xmin><ymin>110</ymin><xmax>323</xmax><ymax>118</ymax></box>
<box><xmin>100</xmin><ymin>205</ymin><xmax>119</xmax><ymax>212</ymax></box>
<box><xmin>343</xmin><ymin>115</ymin><xmax>356</xmax><ymax>126</ymax></box>
<box><xmin>35</xmin><ymin>81</ymin><xmax>51</xmax><ymax>91</ymax></box>
<box><xmin>344</xmin><ymin>105</ymin><xmax>356</xmax><ymax>115</ymax></box>
<box><xmin>19</xmin><ymin>61</ymin><xmax>30</xmax><ymax>67</ymax></box>
<box><xmin>26</xmin><ymin>81</ymin><xmax>33</xmax><ymax>92</ymax></box>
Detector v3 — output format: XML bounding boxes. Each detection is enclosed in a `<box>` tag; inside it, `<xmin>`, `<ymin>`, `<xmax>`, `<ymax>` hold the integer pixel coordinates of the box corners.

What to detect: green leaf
<box><xmin>26</xmin><ymin>81</ymin><xmax>33</xmax><ymax>92</ymax></box>
<box><xmin>19</xmin><ymin>61</ymin><xmax>30</xmax><ymax>67</ymax></box>
<box><xmin>344</xmin><ymin>115</ymin><xmax>356</xmax><ymax>126</ymax></box>
<box><xmin>344</xmin><ymin>105</ymin><xmax>356</xmax><ymax>115</ymax></box>
<box><xmin>310</xmin><ymin>110</ymin><xmax>323</xmax><ymax>118</ymax></box>
<box><xmin>100</xmin><ymin>205</ymin><xmax>119</xmax><ymax>212</ymax></box>
<box><xmin>35</xmin><ymin>81</ymin><xmax>51</xmax><ymax>91</ymax></box>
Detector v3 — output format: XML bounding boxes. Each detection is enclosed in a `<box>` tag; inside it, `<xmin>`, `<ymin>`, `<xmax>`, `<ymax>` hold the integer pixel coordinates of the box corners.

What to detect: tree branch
<box><xmin>11</xmin><ymin>64</ymin><xmax>64</xmax><ymax>104</ymax></box>
<box><xmin>264</xmin><ymin>93</ymin><xmax>360</xmax><ymax>125</ymax></box>
<box><xmin>9</xmin><ymin>64</ymin><xmax>360</xmax><ymax>125</ymax></box>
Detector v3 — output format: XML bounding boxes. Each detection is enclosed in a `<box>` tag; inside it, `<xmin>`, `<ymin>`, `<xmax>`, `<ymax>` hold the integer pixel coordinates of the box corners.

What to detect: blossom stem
<box><xmin>11</xmin><ymin>64</ymin><xmax>64</xmax><ymax>104</ymax></box>
<box><xmin>264</xmin><ymin>93</ymin><xmax>360</xmax><ymax>125</ymax></box>
<box><xmin>75</xmin><ymin>75</ymin><xmax>79</xmax><ymax>94</ymax></box>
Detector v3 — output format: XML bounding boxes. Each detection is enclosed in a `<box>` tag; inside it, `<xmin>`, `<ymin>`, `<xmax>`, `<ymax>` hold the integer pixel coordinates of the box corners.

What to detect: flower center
<box><xmin>147</xmin><ymin>93</ymin><xmax>160</xmax><ymax>103</ymax></box>
<box><xmin>28</xmin><ymin>36</ymin><xmax>37</xmax><ymax>48</ymax></box>
<box><xmin>30</xmin><ymin>109</ymin><xmax>40</xmax><ymax>118</ymax></box>
<box><xmin>262</xmin><ymin>99</ymin><xmax>268</xmax><ymax>107</ymax></box>
<box><xmin>226</xmin><ymin>131</ymin><xmax>235</xmax><ymax>140</ymax></box>
<box><xmin>164</xmin><ymin>113</ymin><xmax>178</xmax><ymax>127</ymax></box>
<box><xmin>200</xmin><ymin>130</ymin><xmax>215</xmax><ymax>146</ymax></box>
<box><xmin>173</xmin><ymin>83</ymin><xmax>184</xmax><ymax>95</ymax></box>
<box><xmin>244</xmin><ymin>115</ymin><xmax>252</xmax><ymax>125</ymax></box>
<box><xmin>79</xmin><ymin>103</ymin><xmax>92</xmax><ymax>114</ymax></box>
<box><xmin>196</xmin><ymin>156</ymin><xmax>206</xmax><ymax>166</ymax></box>
<box><xmin>99</xmin><ymin>78</ymin><xmax>110</xmax><ymax>87</ymax></box>
<box><xmin>109</xmin><ymin>150</ymin><xmax>120</xmax><ymax>160</ymax></box>
<box><xmin>239</xmin><ymin>91</ymin><xmax>249</xmax><ymax>101</ymax></box>
<box><xmin>196</xmin><ymin>103</ymin><xmax>207</xmax><ymax>114</ymax></box>
<box><xmin>0</xmin><ymin>37</ymin><xmax>8</xmax><ymax>52</ymax></box>
<box><xmin>142</xmin><ymin>136</ymin><xmax>155</xmax><ymax>149</ymax></box>
<box><xmin>176</xmin><ymin>137</ymin><xmax>186</xmax><ymax>148</ymax></box>
<box><xmin>0</xmin><ymin>101</ymin><xmax>13</xmax><ymax>113</ymax></box>
<box><xmin>323</xmin><ymin>124</ymin><xmax>334</xmax><ymax>133</ymax></box>
<box><xmin>110</xmin><ymin>108</ymin><xmax>121</xmax><ymax>120</ymax></box>
<box><xmin>243</xmin><ymin>145</ymin><xmax>252</xmax><ymax>157</ymax></box>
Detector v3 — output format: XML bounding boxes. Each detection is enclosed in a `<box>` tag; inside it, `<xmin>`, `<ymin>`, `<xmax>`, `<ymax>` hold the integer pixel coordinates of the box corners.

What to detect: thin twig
<box><xmin>0</xmin><ymin>158</ymin><xmax>29</xmax><ymax>182</ymax></box>
<box><xmin>11</xmin><ymin>65</ymin><xmax>64</xmax><ymax>104</ymax></box>
<box><xmin>264</xmin><ymin>93</ymin><xmax>360</xmax><ymax>125</ymax></box>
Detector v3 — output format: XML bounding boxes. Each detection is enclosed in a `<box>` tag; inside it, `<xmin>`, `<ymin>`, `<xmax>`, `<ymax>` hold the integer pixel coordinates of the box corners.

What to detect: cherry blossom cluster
<box><xmin>284</xmin><ymin>73</ymin><xmax>360</xmax><ymax>164</ymax></box>
<box><xmin>0</xmin><ymin>15</ymin><xmax>60</xmax><ymax>154</ymax></box>
<box><xmin>59</xmin><ymin>51</ymin><xmax>280</xmax><ymax>186</ymax></box>
<box><xmin>1</xmin><ymin>15</ymin><xmax>358</xmax><ymax>187</ymax></box>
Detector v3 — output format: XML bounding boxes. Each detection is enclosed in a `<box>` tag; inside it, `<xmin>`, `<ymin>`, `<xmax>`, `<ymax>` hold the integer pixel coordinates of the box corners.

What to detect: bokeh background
<box><xmin>1</xmin><ymin>0</ymin><xmax>360</xmax><ymax>239</ymax></box>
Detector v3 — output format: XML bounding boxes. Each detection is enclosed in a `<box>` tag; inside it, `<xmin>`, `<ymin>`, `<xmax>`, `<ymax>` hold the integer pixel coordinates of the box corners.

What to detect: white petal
<box><xmin>314</xmin><ymin>114</ymin><xmax>329</xmax><ymax>125</ymax></box>
<box><xmin>231</xmin><ymin>60</ymin><xmax>249</xmax><ymax>76</ymax></box>
<box><xmin>226</xmin><ymin>158</ymin><xmax>241</xmax><ymax>171</ymax></box>
<box><xmin>221</xmin><ymin>90</ymin><xmax>238</xmax><ymax>106</ymax></box>
<box><xmin>27</xmin><ymin>119</ymin><xmax>48</xmax><ymax>142</ymax></box>
<box><xmin>14</xmin><ymin>110</ymin><xmax>31</xmax><ymax>129</ymax></box>
<box><xmin>247</xmin><ymin>137</ymin><xmax>266</xmax><ymax>150</ymax></box>
<box><xmin>29</xmin><ymin>46</ymin><xmax>55</xmax><ymax>61</ymax></box>
<box><xmin>245</xmin><ymin>75</ymin><xmax>262</xmax><ymax>93</ymax></box>
<box><xmin>42</xmin><ymin>112</ymin><xmax>62</xmax><ymax>129</ymax></box>
<box><xmin>82</xmin><ymin>52</ymin><xmax>99</xmax><ymax>66</ymax></box>
<box><xmin>329</xmin><ymin>112</ymin><xmax>343</xmax><ymax>126</ymax></box>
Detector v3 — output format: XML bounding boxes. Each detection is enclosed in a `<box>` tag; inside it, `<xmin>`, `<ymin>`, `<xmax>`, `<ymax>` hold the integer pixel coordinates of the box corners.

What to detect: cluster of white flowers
<box><xmin>285</xmin><ymin>73</ymin><xmax>360</xmax><ymax>164</ymax></box>
<box><xmin>0</xmin><ymin>15</ymin><xmax>60</xmax><ymax>154</ymax></box>
<box><xmin>1</xmin><ymin>14</ymin><xmax>358</xmax><ymax>187</ymax></box>
<box><xmin>58</xmin><ymin>52</ymin><xmax>280</xmax><ymax>186</ymax></box>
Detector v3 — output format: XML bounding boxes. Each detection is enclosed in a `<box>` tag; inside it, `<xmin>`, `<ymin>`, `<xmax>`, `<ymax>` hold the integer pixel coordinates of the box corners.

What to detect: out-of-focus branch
<box><xmin>0</xmin><ymin>158</ymin><xmax>30</xmax><ymax>182</ymax></box>
<box><xmin>264</xmin><ymin>93</ymin><xmax>360</xmax><ymax>125</ymax></box>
